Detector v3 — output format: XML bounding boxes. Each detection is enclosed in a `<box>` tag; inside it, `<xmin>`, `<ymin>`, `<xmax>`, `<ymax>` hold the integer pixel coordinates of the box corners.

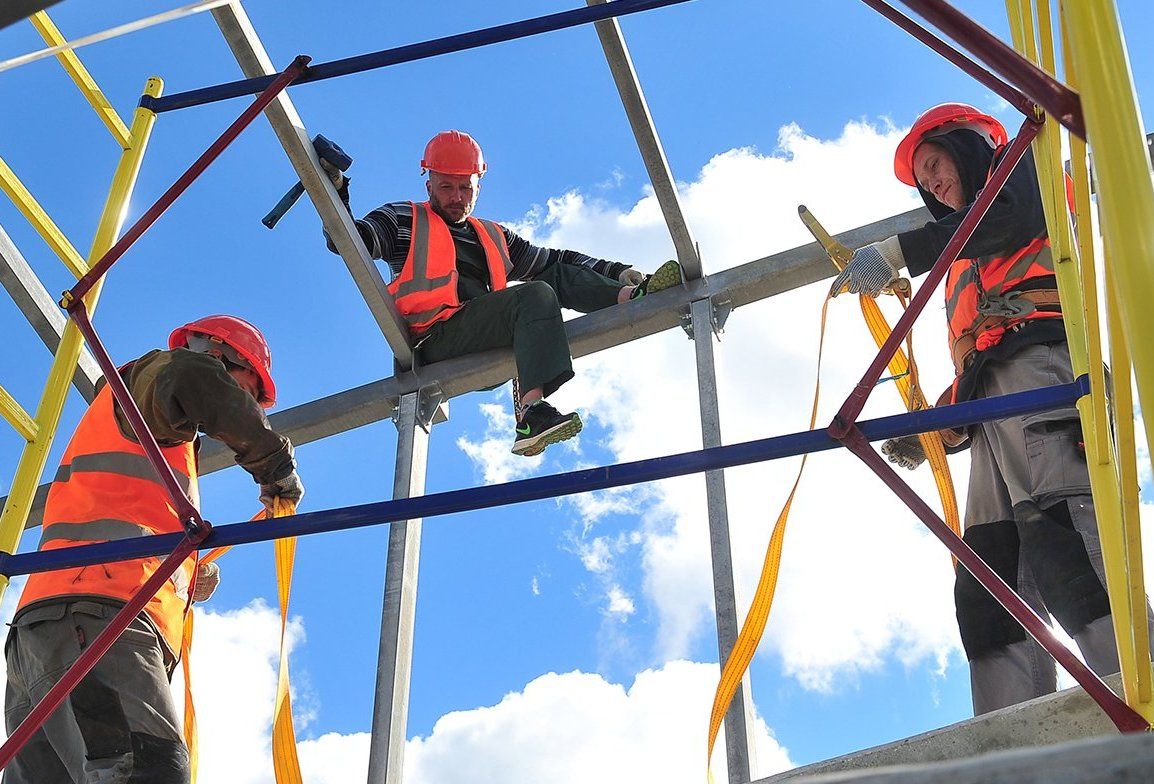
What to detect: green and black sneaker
<box><xmin>512</xmin><ymin>401</ymin><xmax>583</xmax><ymax>457</ymax></box>
<box><xmin>631</xmin><ymin>259</ymin><xmax>684</xmax><ymax>299</ymax></box>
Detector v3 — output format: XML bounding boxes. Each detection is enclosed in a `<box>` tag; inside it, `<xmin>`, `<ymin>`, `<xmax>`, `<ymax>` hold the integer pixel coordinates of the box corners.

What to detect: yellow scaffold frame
<box><xmin>0</xmin><ymin>11</ymin><xmax>162</xmax><ymax>598</ymax></box>
<box><xmin>1004</xmin><ymin>0</ymin><xmax>1154</xmax><ymax>722</ymax></box>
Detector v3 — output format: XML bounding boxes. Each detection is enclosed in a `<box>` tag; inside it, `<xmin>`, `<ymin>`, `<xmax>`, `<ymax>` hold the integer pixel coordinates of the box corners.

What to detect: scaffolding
<box><xmin>0</xmin><ymin>1</ymin><xmax>1152</xmax><ymax>782</ymax></box>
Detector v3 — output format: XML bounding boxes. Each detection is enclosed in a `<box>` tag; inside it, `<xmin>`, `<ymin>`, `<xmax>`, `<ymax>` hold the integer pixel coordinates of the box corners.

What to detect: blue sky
<box><xmin>2</xmin><ymin>1</ymin><xmax>1153</xmax><ymax>781</ymax></box>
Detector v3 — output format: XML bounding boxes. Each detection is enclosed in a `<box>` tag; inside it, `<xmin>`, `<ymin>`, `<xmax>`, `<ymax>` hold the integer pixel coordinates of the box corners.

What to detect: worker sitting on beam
<box><xmin>4</xmin><ymin>315</ymin><xmax>303</xmax><ymax>783</ymax></box>
<box><xmin>831</xmin><ymin>103</ymin><xmax>1153</xmax><ymax>715</ymax></box>
<box><xmin>325</xmin><ymin>130</ymin><xmax>682</xmax><ymax>457</ymax></box>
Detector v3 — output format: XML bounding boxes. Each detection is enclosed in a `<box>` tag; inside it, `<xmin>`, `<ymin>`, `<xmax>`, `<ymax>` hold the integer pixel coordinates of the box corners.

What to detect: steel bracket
<box><xmin>390</xmin><ymin>385</ymin><xmax>448</xmax><ymax>432</ymax></box>
<box><xmin>681</xmin><ymin>296</ymin><xmax>733</xmax><ymax>340</ymax></box>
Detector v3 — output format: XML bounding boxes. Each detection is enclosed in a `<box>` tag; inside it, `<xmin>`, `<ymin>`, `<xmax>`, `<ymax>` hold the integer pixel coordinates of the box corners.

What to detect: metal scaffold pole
<box><xmin>367</xmin><ymin>389</ymin><xmax>442</xmax><ymax>784</ymax></box>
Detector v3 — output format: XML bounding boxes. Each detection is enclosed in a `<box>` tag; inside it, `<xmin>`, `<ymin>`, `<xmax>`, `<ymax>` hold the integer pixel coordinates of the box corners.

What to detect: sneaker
<box><xmin>512</xmin><ymin>401</ymin><xmax>583</xmax><ymax>456</ymax></box>
<box><xmin>630</xmin><ymin>259</ymin><xmax>684</xmax><ymax>299</ymax></box>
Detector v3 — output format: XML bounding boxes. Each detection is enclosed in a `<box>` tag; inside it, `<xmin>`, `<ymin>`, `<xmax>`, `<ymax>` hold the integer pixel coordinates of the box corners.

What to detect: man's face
<box><xmin>913</xmin><ymin>141</ymin><xmax>965</xmax><ymax>211</ymax></box>
<box><xmin>228</xmin><ymin>364</ymin><xmax>262</xmax><ymax>402</ymax></box>
<box><xmin>426</xmin><ymin>171</ymin><xmax>480</xmax><ymax>224</ymax></box>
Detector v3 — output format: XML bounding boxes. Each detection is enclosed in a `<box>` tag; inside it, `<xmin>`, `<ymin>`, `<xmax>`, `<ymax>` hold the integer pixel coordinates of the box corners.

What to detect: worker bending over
<box><xmin>4</xmin><ymin>315</ymin><xmax>303</xmax><ymax>783</ymax></box>
<box><xmin>326</xmin><ymin>130</ymin><xmax>682</xmax><ymax>456</ymax></box>
<box><xmin>832</xmin><ymin>103</ymin><xmax>1152</xmax><ymax>714</ymax></box>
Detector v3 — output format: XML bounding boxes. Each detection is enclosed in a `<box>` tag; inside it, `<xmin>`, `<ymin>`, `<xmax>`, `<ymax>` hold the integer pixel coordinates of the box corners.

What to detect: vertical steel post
<box><xmin>690</xmin><ymin>297</ymin><xmax>754</xmax><ymax>783</ymax></box>
<box><xmin>367</xmin><ymin>390</ymin><xmax>437</xmax><ymax>784</ymax></box>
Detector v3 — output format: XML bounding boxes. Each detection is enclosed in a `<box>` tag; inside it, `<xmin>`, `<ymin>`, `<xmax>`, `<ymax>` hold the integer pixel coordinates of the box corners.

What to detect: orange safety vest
<box><xmin>386</xmin><ymin>201</ymin><xmax>512</xmax><ymax>336</ymax></box>
<box><xmin>17</xmin><ymin>382</ymin><xmax>200</xmax><ymax>655</ymax></box>
<box><xmin>943</xmin><ymin>236</ymin><xmax>1063</xmax><ymax>374</ymax></box>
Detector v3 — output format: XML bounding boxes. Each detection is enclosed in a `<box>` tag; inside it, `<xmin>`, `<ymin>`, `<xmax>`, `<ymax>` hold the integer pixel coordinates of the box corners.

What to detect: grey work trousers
<box><xmin>959</xmin><ymin>341</ymin><xmax>1154</xmax><ymax>714</ymax></box>
<box><xmin>417</xmin><ymin>263</ymin><xmax>623</xmax><ymax>397</ymax></box>
<box><xmin>3</xmin><ymin>599</ymin><xmax>187</xmax><ymax>784</ymax></box>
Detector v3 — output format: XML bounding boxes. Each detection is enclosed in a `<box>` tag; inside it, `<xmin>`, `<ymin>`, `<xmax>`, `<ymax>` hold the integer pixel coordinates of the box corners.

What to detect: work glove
<box><xmin>260</xmin><ymin>469</ymin><xmax>304</xmax><ymax>513</ymax></box>
<box><xmin>618</xmin><ymin>267</ymin><xmax>645</xmax><ymax>287</ymax></box>
<box><xmin>192</xmin><ymin>562</ymin><xmax>220</xmax><ymax>603</ymax></box>
<box><xmin>881</xmin><ymin>435</ymin><xmax>927</xmax><ymax>471</ymax></box>
<box><xmin>319</xmin><ymin>157</ymin><xmax>346</xmax><ymax>189</ymax></box>
<box><xmin>829</xmin><ymin>236</ymin><xmax>905</xmax><ymax>297</ymax></box>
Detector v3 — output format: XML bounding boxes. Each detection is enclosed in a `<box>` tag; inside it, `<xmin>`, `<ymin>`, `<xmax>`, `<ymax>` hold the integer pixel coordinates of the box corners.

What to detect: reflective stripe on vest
<box><xmin>54</xmin><ymin>451</ymin><xmax>192</xmax><ymax>495</ymax></box>
<box><xmin>17</xmin><ymin>382</ymin><xmax>200</xmax><ymax>656</ymax></box>
<box><xmin>386</xmin><ymin>201</ymin><xmax>512</xmax><ymax>335</ymax></box>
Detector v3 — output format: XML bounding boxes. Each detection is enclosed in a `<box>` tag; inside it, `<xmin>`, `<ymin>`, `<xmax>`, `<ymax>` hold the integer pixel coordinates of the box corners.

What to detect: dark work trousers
<box><xmin>417</xmin><ymin>263</ymin><xmax>623</xmax><ymax>397</ymax></box>
<box><xmin>4</xmin><ymin>599</ymin><xmax>188</xmax><ymax>784</ymax></box>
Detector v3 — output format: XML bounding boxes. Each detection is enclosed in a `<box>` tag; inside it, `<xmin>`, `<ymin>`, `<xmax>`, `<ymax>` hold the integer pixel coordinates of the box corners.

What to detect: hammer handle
<box><xmin>262</xmin><ymin>180</ymin><xmax>306</xmax><ymax>229</ymax></box>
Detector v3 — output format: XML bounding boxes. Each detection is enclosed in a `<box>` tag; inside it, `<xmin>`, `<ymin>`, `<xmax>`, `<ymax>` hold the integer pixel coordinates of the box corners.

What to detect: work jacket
<box><xmin>386</xmin><ymin>201</ymin><xmax>512</xmax><ymax>335</ymax></box>
<box><xmin>17</xmin><ymin>383</ymin><xmax>200</xmax><ymax>655</ymax></box>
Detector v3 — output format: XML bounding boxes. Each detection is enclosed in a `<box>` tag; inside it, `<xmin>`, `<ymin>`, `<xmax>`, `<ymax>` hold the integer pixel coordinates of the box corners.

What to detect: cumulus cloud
<box><xmin>403</xmin><ymin>661</ymin><xmax>791</xmax><ymax>783</ymax></box>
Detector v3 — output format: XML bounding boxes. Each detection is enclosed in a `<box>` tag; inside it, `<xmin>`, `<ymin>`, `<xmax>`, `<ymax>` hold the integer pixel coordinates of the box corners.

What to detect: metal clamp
<box><xmin>681</xmin><ymin>297</ymin><xmax>733</xmax><ymax>340</ymax></box>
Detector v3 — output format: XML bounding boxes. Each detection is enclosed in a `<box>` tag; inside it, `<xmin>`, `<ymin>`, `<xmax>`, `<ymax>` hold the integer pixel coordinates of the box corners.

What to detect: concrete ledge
<box><xmin>766</xmin><ymin>732</ymin><xmax>1153</xmax><ymax>784</ymax></box>
<box><xmin>758</xmin><ymin>675</ymin><xmax>1125</xmax><ymax>782</ymax></box>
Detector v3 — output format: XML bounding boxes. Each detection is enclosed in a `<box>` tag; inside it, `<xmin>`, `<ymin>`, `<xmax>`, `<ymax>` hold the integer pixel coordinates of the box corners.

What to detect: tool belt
<box><xmin>950</xmin><ymin>289</ymin><xmax>1063</xmax><ymax>375</ymax></box>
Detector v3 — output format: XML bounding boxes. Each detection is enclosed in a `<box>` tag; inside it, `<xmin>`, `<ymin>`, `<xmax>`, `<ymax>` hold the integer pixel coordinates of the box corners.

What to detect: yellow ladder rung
<box><xmin>0</xmin><ymin>384</ymin><xmax>38</xmax><ymax>442</ymax></box>
<box><xmin>0</xmin><ymin>157</ymin><xmax>89</xmax><ymax>279</ymax></box>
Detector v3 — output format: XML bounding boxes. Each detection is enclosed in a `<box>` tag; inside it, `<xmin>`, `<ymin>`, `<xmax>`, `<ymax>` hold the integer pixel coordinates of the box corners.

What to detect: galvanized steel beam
<box><xmin>210</xmin><ymin>3</ymin><xmax>414</xmax><ymax>368</ymax></box>
<box><xmin>10</xmin><ymin>207</ymin><xmax>930</xmax><ymax>527</ymax></box>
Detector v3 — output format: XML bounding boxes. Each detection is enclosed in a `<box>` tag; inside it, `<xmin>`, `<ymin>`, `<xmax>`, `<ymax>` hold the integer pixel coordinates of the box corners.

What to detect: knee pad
<box><xmin>515</xmin><ymin>280</ymin><xmax>559</xmax><ymax>312</ymax></box>
<box><xmin>127</xmin><ymin>732</ymin><xmax>190</xmax><ymax>784</ymax></box>
<box><xmin>1014</xmin><ymin>499</ymin><xmax>1111</xmax><ymax>635</ymax></box>
<box><xmin>955</xmin><ymin>521</ymin><xmax>1029</xmax><ymax>660</ymax></box>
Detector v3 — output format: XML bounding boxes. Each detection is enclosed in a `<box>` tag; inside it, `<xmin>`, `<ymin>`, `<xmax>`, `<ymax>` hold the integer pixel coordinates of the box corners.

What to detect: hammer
<box><xmin>262</xmin><ymin>135</ymin><xmax>351</xmax><ymax>229</ymax></box>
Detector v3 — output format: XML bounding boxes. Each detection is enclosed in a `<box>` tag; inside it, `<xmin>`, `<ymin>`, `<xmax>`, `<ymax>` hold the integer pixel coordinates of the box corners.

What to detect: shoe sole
<box><xmin>511</xmin><ymin>414</ymin><xmax>584</xmax><ymax>457</ymax></box>
<box><xmin>645</xmin><ymin>260</ymin><xmax>683</xmax><ymax>295</ymax></box>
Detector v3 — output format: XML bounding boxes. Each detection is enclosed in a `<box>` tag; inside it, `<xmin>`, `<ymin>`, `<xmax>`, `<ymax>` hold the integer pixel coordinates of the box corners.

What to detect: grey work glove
<box><xmin>830</xmin><ymin>236</ymin><xmax>905</xmax><ymax>297</ymax></box>
<box><xmin>319</xmin><ymin>157</ymin><xmax>346</xmax><ymax>189</ymax></box>
<box><xmin>881</xmin><ymin>435</ymin><xmax>927</xmax><ymax>471</ymax></box>
<box><xmin>618</xmin><ymin>267</ymin><xmax>645</xmax><ymax>287</ymax></box>
<box><xmin>192</xmin><ymin>562</ymin><xmax>220</xmax><ymax>603</ymax></box>
<box><xmin>260</xmin><ymin>469</ymin><xmax>304</xmax><ymax>513</ymax></box>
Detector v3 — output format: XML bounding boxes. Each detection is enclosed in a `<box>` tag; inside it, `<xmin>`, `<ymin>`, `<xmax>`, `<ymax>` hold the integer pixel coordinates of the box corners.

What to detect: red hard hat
<box><xmin>420</xmin><ymin>130</ymin><xmax>486</xmax><ymax>176</ymax></box>
<box><xmin>169</xmin><ymin>315</ymin><xmax>277</xmax><ymax>408</ymax></box>
<box><xmin>894</xmin><ymin>103</ymin><xmax>1008</xmax><ymax>186</ymax></box>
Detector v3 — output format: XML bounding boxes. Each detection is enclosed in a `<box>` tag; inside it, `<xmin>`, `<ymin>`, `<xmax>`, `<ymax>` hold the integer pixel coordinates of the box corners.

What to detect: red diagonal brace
<box><xmin>69</xmin><ymin>302</ymin><xmax>203</xmax><ymax>531</ymax></box>
<box><xmin>837</xmin><ymin>425</ymin><xmax>1148</xmax><ymax>732</ymax></box>
<box><xmin>0</xmin><ymin>524</ymin><xmax>212</xmax><ymax>773</ymax></box>
<box><xmin>64</xmin><ymin>54</ymin><xmax>311</xmax><ymax>306</ymax></box>
<box><xmin>862</xmin><ymin>0</ymin><xmax>1036</xmax><ymax>119</ymax></box>
<box><xmin>896</xmin><ymin>0</ymin><xmax>1084</xmax><ymax>138</ymax></box>
<box><xmin>829</xmin><ymin>116</ymin><xmax>1042</xmax><ymax>438</ymax></box>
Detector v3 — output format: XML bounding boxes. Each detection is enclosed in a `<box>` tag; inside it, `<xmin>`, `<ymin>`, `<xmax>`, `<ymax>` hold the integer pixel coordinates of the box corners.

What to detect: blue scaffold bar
<box><xmin>144</xmin><ymin>0</ymin><xmax>698</xmax><ymax>113</ymax></box>
<box><xmin>0</xmin><ymin>379</ymin><xmax>1086</xmax><ymax>577</ymax></box>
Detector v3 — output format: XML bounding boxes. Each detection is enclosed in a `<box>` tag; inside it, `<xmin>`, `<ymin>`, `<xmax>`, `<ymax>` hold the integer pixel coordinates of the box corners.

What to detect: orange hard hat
<box><xmin>894</xmin><ymin>103</ymin><xmax>1008</xmax><ymax>186</ymax></box>
<box><xmin>420</xmin><ymin>130</ymin><xmax>486</xmax><ymax>176</ymax></box>
<box><xmin>169</xmin><ymin>315</ymin><xmax>277</xmax><ymax>408</ymax></box>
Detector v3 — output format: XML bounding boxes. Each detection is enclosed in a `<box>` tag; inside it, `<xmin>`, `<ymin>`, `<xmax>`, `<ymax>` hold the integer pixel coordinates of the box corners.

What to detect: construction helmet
<box><xmin>420</xmin><ymin>130</ymin><xmax>486</xmax><ymax>176</ymax></box>
<box><xmin>169</xmin><ymin>315</ymin><xmax>277</xmax><ymax>408</ymax></box>
<box><xmin>894</xmin><ymin>103</ymin><xmax>1008</xmax><ymax>186</ymax></box>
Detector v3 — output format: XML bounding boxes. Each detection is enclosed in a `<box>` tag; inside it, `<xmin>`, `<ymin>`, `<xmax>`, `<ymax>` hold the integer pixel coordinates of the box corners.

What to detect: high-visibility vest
<box><xmin>943</xmin><ymin>154</ymin><xmax>1067</xmax><ymax>375</ymax></box>
<box><xmin>944</xmin><ymin>236</ymin><xmax>1063</xmax><ymax>374</ymax></box>
<box><xmin>386</xmin><ymin>201</ymin><xmax>512</xmax><ymax>336</ymax></box>
<box><xmin>17</xmin><ymin>381</ymin><xmax>200</xmax><ymax>655</ymax></box>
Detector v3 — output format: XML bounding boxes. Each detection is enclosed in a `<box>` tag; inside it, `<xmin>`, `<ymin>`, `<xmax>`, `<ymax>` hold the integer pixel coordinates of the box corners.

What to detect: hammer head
<box><xmin>314</xmin><ymin>135</ymin><xmax>352</xmax><ymax>171</ymax></box>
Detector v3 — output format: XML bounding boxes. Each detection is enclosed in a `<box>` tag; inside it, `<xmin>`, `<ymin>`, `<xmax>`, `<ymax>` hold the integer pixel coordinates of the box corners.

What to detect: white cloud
<box><xmin>606</xmin><ymin>585</ymin><xmax>636</xmax><ymax>618</ymax></box>
<box><xmin>403</xmin><ymin>661</ymin><xmax>792</xmax><ymax>783</ymax></box>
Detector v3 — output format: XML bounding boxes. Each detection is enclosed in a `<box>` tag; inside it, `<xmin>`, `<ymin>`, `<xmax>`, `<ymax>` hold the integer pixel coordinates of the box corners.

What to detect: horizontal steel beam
<box><xmin>0</xmin><ymin>378</ymin><xmax>1085</xmax><ymax>576</ymax></box>
<box><xmin>143</xmin><ymin>0</ymin><xmax>699</xmax><ymax>113</ymax></box>
<box><xmin>0</xmin><ymin>224</ymin><xmax>100</xmax><ymax>400</ymax></box>
<box><xmin>7</xmin><ymin>206</ymin><xmax>930</xmax><ymax>528</ymax></box>
<box><xmin>210</xmin><ymin>3</ymin><xmax>414</xmax><ymax>367</ymax></box>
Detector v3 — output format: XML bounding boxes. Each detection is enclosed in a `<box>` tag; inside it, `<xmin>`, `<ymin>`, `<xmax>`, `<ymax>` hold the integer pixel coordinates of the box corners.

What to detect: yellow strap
<box><xmin>707</xmin><ymin>287</ymin><xmax>964</xmax><ymax>774</ymax></box>
<box><xmin>858</xmin><ymin>293</ymin><xmax>962</xmax><ymax>554</ymax></box>
<box><xmin>181</xmin><ymin>499</ymin><xmax>304</xmax><ymax>783</ymax></box>
<box><xmin>706</xmin><ymin>298</ymin><xmax>832</xmax><ymax>771</ymax></box>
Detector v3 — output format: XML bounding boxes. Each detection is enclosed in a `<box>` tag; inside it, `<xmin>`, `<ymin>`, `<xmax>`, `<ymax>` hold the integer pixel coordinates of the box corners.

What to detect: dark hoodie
<box><xmin>895</xmin><ymin>128</ymin><xmax>1066</xmax><ymax>402</ymax></box>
